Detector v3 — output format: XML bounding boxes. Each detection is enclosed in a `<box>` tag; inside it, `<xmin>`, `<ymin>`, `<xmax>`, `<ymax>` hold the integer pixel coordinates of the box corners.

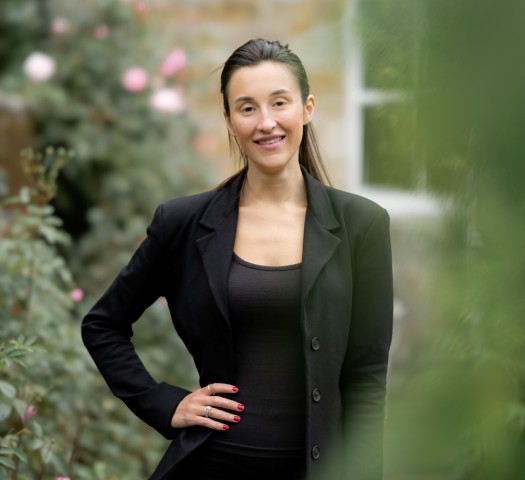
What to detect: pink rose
<box><xmin>56</xmin><ymin>477</ymin><xmax>71</xmax><ymax>480</ymax></box>
<box><xmin>134</xmin><ymin>1</ymin><xmax>147</xmax><ymax>18</ymax></box>
<box><xmin>21</xmin><ymin>405</ymin><xmax>36</xmax><ymax>424</ymax></box>
<box><xmin>23</xmin><ymin>52</ymin><xmax>56</xmax><ymax>82</ymax></box>
<box><xmin>150</xmin><ymin>88</ymin><xmax>185</xmax><ymax>114</ymax></box>
<box><xmin>51</xmin><ymin>18</ymin><xmax>70</xmax><ymax>35</ymax></box>
<box><xmin>71</xmin><ymin>288</ymin><xmax>84</xmax><ymax>303</ymax></box>
<box><xmin>160</xmin><ymin>49</ymin><xmax>186</xmax><ymax>77</ymax></box>
<box><xmin>93</xmin><ymin>25</ymin><xmax>109</xmax><ymax>40</ymax></box>
<box><xmin>122</xmin><ymin>67</ymin><xmax>149</xmax><ymax>93</ymax></box>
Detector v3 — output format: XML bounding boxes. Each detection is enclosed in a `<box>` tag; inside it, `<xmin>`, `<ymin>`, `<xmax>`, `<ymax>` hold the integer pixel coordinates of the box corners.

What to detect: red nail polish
<box><xmin>233</xmin><ymin>415</ymin><xmax>240</xmax><ymax>422</ymax></box>
<box><xmin>222</xmin><ymin>425</ymin><xmax>229</xmax><ymax>431</ymax></box>
<box><xmin>237</xmin><ymin>404</ymin><xmax>244</xmax><ymax>411</ymax></box>
<box><xmin>232</xmin><ymin>386</ymin><xmax>239</xmax><ymax>393</ymax></box>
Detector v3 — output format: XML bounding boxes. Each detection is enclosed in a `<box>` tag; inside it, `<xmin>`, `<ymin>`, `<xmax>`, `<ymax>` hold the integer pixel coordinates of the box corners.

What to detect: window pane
<box><xmin>363</xmin><ymin>104</ymin><xmax>416</xmax><ymax>189</ymax></box>
<box><xmin>357</xmin><ymin>0</ymin><xmax>419</xmax><ymax>91</ymax></box>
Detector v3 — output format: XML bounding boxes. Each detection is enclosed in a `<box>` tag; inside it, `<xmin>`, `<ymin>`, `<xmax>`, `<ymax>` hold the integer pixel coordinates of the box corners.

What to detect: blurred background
<box><xmin>1</xmin><ymin>0</ymin><xmax>524</xmax><ymax>479</ymax></box>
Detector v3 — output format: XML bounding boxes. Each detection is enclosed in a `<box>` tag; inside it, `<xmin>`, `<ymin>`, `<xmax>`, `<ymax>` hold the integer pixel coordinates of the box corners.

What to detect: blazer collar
<box><xmin>301</xmin><ymin>166</ymin><xmax>340</xmax><ymax>231</ymax></box>
<box><xmin>199</xmin><ymin>171</ymin><xmax>245</xmax><ymax>230</ymax></box>
<box><xmin>196</xmin><ymin>173</ymin><xmax>243</xmax><ymax>330</ymax></box>
<box><xmin>199</xmin><ymin>166</ymin><xmax>340</xmax><ymax>231</ymax></box>
<box><xmin>299</xmin><ymin>167</ymin><xmax>341</xmax><ymax>306</ymax></box>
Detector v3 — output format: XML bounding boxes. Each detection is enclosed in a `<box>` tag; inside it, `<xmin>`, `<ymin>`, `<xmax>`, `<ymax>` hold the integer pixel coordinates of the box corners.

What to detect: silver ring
<box><xmin>203</xmin><ymin>405</ymin><xmax>213</xmax><ymax>418</ymax></box>
<box><xmin>207</xmin><ymin>384</ymin><xmax>215</xmax><ymax>395</ymax></box>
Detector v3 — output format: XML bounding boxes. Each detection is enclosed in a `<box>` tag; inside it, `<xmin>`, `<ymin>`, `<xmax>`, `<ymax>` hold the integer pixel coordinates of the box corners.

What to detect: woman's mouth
<box><xmin>255</xmin><ymin>136</ymin><xmax>285</xmax><ymax>145</ymax></box>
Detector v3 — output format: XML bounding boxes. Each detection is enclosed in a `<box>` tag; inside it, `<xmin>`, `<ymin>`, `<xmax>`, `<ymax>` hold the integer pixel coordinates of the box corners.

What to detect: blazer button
<box><xmin>312</xmin><ymin>388</ymin><xmax>321</xmax><ymax>402</ymax></box>
<box><xmin>311</xmin><ymin>337</ymin><xmax>320</xmax><ymax>351</ymax></box>
<box><xmin>311</xmin><ymin>445</ymin><xmax>321</xmax><ymax>460</ymax></box>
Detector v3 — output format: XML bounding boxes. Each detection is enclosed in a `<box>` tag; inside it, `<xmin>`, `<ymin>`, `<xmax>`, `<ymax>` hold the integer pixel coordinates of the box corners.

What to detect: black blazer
<box><xmin>82</xmin><ymin>167</ymin><xmax>393</xmax><ymax>479</ymax></box>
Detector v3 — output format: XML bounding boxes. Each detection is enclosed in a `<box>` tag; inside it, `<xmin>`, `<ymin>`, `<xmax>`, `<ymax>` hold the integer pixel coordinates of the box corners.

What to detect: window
<box><xmin>343</xmin><ymin>0</ymin><xmax>438</xmax><ymax>217</ymax></box>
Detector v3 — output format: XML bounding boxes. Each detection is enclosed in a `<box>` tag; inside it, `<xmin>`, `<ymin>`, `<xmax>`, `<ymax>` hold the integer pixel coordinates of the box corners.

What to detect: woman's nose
<box><xmin>258</xmin><ymin>109</ymin><xmax>276</xmax><ymax>131</ymax></box>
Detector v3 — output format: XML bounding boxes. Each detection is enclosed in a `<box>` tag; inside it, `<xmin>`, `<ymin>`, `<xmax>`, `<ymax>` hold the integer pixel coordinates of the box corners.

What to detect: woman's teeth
<box><xmin>257</xmin><ymin>136</ymin><xmax>283</xmax><ymax>145</ymax></box>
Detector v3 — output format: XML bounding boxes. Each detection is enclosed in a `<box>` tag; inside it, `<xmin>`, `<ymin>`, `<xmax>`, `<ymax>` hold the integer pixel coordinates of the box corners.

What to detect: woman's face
<box><xmin>225</xmin><ymin>61</ymin><xmax>314</xmax><ymax>176</ymax></box>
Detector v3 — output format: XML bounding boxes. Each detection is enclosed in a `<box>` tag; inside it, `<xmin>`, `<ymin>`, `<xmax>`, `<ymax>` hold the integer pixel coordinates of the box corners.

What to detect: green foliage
<box><xmin>0</xmin><ymin>149</ymin><xmax>76</xmax><ymax>478</ymax></box>
<box><xmin>0</xmin><ymin>149</ymin><xmax>196</xmax><ymax>479</ymax></box>
<box><xmin>356</xmin><ymin>1</ymin><xmax>525</xmax><ymax>478</ymax></box>
<box><xmin>2</xmin><ymin>0</ymin><xmax>207</xmax><ymax>476</ymax></box>
<box><xmin>0</xmin><ymin>0</ymin><xmax>211</xmax><ymax>274</ymax></box>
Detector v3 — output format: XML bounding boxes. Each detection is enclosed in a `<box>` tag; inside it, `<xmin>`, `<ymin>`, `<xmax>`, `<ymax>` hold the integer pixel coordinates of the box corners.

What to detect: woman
<box><xmin>82</xmin><ymin>38</ymin><xmax>393</xmax><ymax>480</ymax></box>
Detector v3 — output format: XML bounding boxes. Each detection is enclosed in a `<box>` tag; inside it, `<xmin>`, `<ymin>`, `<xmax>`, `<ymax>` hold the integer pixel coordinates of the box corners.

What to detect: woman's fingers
<box><xmin>199</xmin><ymin>404</ymin><xmax>242</xmax><ymax>431</ymax></box>
<box><xmin>202</xmin><ymin>404</ymin><xmax>242</xmax><ymax>423</ymax></box>
<box><xmin>201</xmin><ymin>385</ymin><xmax>243</xmax><ymax>411</ymax></box>
<box><xmin>205</xmin><ymin>383</ymin><xmax>239</xmax><ymax>396</ymax></box>
<box><xmin>171</xmin><ymin>383</ymin><xmax>243</xmax><ymax>430</ymax></box>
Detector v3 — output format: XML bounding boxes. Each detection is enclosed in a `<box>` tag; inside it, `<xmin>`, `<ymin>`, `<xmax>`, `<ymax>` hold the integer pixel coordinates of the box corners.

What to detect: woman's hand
<box><xmin>171</xmin><ymin>383</ymin><xmax>243</xmax><ymax>431</ymax></box>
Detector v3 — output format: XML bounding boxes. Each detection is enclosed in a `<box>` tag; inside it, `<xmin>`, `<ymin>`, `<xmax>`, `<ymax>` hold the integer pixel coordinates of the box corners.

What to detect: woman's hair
<box><xmin>218</xmin><ymin>38</ymin><xmax>331</xmax><ymax>188</ymax></box>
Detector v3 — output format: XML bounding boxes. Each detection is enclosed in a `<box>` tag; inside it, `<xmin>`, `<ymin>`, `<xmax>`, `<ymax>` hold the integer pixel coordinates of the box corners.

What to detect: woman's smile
<box><xmin>254</xmin><ymin>135</ymin><xmax>286</xmax><ymax>147</ymax></box>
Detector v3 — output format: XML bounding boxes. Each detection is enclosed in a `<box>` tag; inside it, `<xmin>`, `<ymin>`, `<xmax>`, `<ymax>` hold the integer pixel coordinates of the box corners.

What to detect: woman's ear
<box><xmin>303</xmin><ymin>95</ymin><xmax>315</xmax><ymax>125</ymax></box>
<box><xmin>224</xmin><ymin>111</ymin><xmax>236</xmax><ymax>136</ymax></box>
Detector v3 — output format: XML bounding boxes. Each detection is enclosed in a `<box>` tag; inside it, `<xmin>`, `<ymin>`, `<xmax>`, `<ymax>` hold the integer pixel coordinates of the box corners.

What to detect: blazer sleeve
<box><xmin>341</xmin><ymin>207</ymin><xmax>393</xmax><ymax>479</ymax></box>
<box><xmin>81</xmin><ymin>204</ymin><xmax>190</xmax><ymax>439</ymax></box>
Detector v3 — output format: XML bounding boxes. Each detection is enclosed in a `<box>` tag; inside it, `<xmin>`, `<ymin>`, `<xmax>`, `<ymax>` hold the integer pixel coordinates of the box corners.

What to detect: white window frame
<box><xmin>343</xmin><ymin>1</ymin><xmax>439</xmax><ymax>218</ymax></box>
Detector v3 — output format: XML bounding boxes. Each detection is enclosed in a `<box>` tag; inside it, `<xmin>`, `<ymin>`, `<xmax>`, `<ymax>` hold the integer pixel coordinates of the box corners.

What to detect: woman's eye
<box><xmin>241</xmin><ymin>106</ymin><xmax>255</xmax><ymax>113</ymax></box>
<box><xmin>274</xmin><ymin>100</ymin><xmax>287</xmax><ymax>107</ymax></box>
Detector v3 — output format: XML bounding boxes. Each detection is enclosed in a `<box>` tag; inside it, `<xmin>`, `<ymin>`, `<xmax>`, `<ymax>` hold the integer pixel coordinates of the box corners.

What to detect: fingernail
<box><xmin>237</xmin><ymin>404</ymin><xmax>244</xmax><ymax>411</ymax></box>
<box><xmin>233</xmin><ymin>415</ymin><xmax>240</xmax><ymax>422</ymax></box>
<box><xmin>232</xmin><ymin>386</ymin><xmax>239</xmax><ymax>393</ymax></box>
<box><xmin>222</xmin><ymin>425</ymin><xmax>229</xmax><ymax>431</ymax></box>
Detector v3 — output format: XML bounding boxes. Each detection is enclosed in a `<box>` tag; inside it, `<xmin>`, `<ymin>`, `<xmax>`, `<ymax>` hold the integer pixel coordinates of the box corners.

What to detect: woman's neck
<box><xmin>240</xmin><ymin>163</ymin><xmax>307</xmax><ymax>207</ymax></box>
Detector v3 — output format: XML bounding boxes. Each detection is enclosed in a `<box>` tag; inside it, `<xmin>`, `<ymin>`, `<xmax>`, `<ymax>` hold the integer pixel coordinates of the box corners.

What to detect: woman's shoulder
<box><xmin>323</xmin><ymin>184</ymin><xmax>388</xmax><ymax>220</ymax></box>
<box><xmin>319</xmin><ymin>185</ymin><xmax>391</xmax><ymax>248</ymax></box>
<box><xmin>161</xmin><ymin>189</ymin><xmax>218</xmax><ymax>215</ymax></box>
<box><xmin>151</xmin><ymin>188</ymin><xmax>220</xmax><ymax>232</ymax></box>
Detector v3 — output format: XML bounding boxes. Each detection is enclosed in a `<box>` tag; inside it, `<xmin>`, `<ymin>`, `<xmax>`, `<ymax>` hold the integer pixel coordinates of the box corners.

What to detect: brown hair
<box><xmin>218</xmin><ymin>38</ymin><xmax>331</xmax><ymax>188</ymax></box>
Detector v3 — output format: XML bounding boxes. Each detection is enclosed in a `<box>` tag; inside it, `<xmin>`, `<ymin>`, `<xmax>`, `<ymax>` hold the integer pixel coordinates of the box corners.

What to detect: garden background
<box><xmin>1</xmin><ymin>0</ymin><xmax>524</xmax><ymax>479</ymax></box>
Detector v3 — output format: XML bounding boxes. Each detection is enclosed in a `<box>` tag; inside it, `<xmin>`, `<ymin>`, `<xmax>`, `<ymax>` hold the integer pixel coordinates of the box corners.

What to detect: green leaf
<box><xmin>12</xmin><ymin>399</ymin><xmax>26</xmax><ymax>418</ymax></box>
<box><xmin>11</xmin><ymin>358</ymin><xmax>27</xmax><ymax>368</ymax></box>
<box><xmin>0</xmin><ymin>447</ymin><xmax>27</xmax><ymax>463</ymax></box>
<box><xmin>0</xmin><ymin>381</ymin><xmax>16</xmax><ymax>399</ymax></box>
<box><xmin>29</xmin><ymin>438</ymin><xmax>44</xmax><ymax>451</ymax></box>
<box><xmin>31</xmin><ymin>420</ymin><xmax>43</xmax><ymax>438</ymax></box>
<box><xmin>18</xmin><ymin>187</ymin><xmax>31</xmax><ymax>205</ymax></box>
<box><xmin>0</xmin><ymin>403</ymin><xmax>12</xmax><ymax>421</ymax></box>
<box><xmin>0</xmin><ymin>457</ymin><xmax>15</xmax><ymax>470</ymax></box>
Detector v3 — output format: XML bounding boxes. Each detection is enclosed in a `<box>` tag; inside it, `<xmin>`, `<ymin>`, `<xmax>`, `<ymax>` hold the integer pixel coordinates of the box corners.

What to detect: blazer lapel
<box><xmin>196</xmin><ymin>168</ymin><xmax>340</xmax><ymax>325</ymax></box>
<box><xmin>196</xmin><ymin>173</ymin><xmax>245</xmax><ymax>328</ymax></box>
<box><xmin>301</xmin><ymin>168</ymin><xmax>341</xmax><ymax>306</ymax></box>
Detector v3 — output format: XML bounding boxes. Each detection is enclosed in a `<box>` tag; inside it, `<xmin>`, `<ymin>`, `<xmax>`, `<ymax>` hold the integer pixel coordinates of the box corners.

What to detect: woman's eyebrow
<box><xmin>234</xmin><ymin>95</ymin><xmax>255</xmax><ymax>105</ymax></box>
<box><xmin>270</xmin><ymin>88</ymin><xmax>292</xmax><ymax>96</ymax></box>
<box><xmin>233</xmin><ymin>89</ymin><xmax>293</xmax><ymax>105</ymax></box>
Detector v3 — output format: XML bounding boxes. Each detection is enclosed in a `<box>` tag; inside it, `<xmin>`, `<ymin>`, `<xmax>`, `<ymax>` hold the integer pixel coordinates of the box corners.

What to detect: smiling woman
<box><xmin>82</xmin><ymin>38</ymin><xmax>393</xmax><ymax>480</ymax></box>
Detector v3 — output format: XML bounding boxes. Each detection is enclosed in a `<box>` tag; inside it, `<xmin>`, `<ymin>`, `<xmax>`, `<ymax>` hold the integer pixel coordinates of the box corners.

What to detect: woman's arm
<box><xmin>341</xmin><ymin>208</ymin><xmax>393</xmax><ymax>479</ymax></box>
<box><xmin>81</xmin><ymin>204</ymin><xmax>189</xmax><ymax>439</ymax></box>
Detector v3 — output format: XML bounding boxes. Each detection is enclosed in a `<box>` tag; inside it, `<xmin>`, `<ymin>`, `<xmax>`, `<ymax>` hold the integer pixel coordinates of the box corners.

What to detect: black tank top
<box><xmin>212</xmin><ymin>253</ymin><xmax>306</xmax><ymax>454</ymax></box>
